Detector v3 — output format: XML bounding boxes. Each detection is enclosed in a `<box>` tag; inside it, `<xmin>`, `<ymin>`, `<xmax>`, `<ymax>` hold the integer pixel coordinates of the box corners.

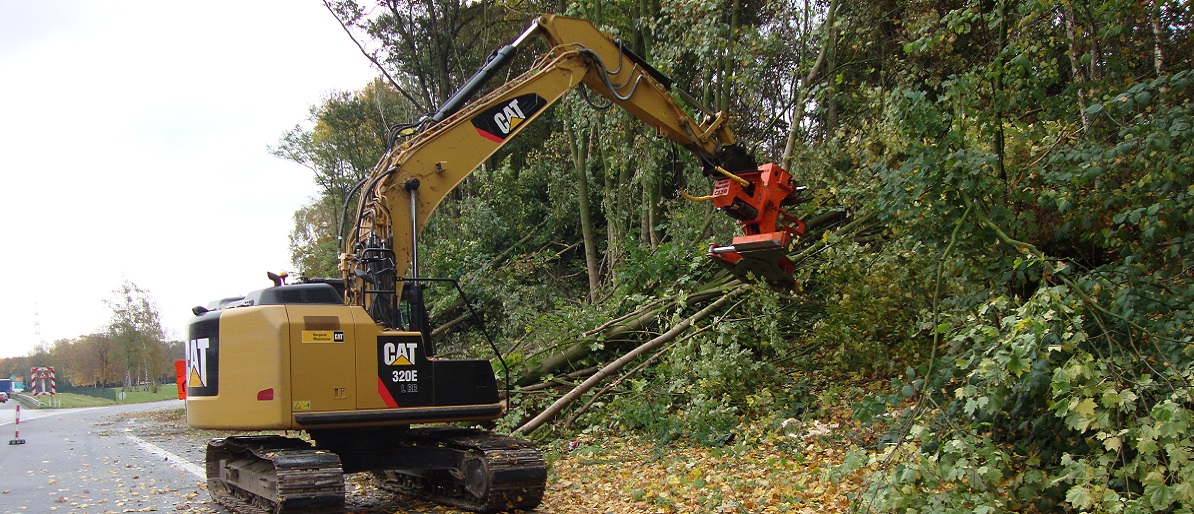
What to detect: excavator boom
<box><xmin>343</xmin><ymin>15</ymin><xmax>802</xmax><ymax>326</ymax></box>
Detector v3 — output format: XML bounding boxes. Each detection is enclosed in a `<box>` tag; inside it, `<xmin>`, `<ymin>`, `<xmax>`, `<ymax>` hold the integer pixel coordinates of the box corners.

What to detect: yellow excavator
<box><xmin>185</xmin><ymin>14</ymin><xmax>805</xmax><ymax>513</ymax></box>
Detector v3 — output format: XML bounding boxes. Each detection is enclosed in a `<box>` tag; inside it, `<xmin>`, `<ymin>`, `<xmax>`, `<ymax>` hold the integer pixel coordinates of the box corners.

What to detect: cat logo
<box><xmin>383</xmin><ymin>341</ymin><xmax>418</xmax><ymax>366</ymax></box>
<box><xmin>186</xmin><ymin>338</ymin><xmax>210</xmax><ymax>388</ymax></box>
<box><xmin>472</xmin><ymin>93</ymin><xmax>547</xmax><ymax>143</ymax></box>
<box><xmin>494</xmin><ymin>99</ymin><xmax>526</xmax><ymax>134</ymax></box>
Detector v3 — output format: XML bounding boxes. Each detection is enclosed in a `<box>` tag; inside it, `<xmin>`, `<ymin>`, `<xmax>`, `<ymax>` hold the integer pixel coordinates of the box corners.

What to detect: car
<box><xmin>0</xmin><ymin>392</ymin><xmax>8</xmax><ymax>403</ymax></box>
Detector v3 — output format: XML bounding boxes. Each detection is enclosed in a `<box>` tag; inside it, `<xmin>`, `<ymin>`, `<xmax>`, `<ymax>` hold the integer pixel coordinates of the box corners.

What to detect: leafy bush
<box><xmin>806</xmin><ymin>239</ymin><xmax>939</xmax><ymax>374</ymax></box>
<box><xmin>862</xmin><ymin>70</ymin><xmax>1194</xmax><ymax>512</ymax></box>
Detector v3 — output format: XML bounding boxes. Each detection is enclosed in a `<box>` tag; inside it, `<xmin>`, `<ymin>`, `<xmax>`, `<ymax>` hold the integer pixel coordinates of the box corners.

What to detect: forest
<box><xmin>167</xmin><ymin>0</ymin><xmax>1194</xmax><ymax>510</ymax></box>
<box><xmin>0</xmin><ymin>281</ymin><xmax>177</xmax><ymax>390</ymax></box>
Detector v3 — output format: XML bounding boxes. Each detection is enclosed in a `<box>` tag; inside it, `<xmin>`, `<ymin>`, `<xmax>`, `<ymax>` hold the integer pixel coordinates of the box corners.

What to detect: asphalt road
<box><xmin>0</xmin><ymin>399</ymin><xmax>224</xmax><ymax>513</ymax></box>
<box><xmin>0</xmin><ymin>400</ymin><xmax>477</xmax><ymax>513</ymax></box>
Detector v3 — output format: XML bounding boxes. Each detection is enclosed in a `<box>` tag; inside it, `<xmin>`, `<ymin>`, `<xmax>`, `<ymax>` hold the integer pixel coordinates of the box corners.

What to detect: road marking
<box><xmin>126</xmin><ymin>431</ymin><xmax>205</xmax><ymax>480</ymax></box>
<box><xmin>0</xmin><ymin>407</ymin><xmax>82</xmax><ymax>427</ymax></box>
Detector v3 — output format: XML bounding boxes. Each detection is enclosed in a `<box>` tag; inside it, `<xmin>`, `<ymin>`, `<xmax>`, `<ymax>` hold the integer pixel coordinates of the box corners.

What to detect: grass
<box><xmin>21</xmin><ymin>387</ymin><xmax>181</xmax><ymax>409</ymax></box>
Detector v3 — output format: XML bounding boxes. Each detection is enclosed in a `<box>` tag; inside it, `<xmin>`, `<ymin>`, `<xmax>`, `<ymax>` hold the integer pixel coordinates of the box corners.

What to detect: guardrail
<box><xmin>13</xmin><ymin>393</ymin><xmax>43</xmax><ymax>408</ymax></box>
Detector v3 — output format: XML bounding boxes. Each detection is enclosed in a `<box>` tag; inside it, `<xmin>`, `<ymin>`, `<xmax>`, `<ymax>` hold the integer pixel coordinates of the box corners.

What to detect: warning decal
<box><xmin>302</xmin><ymin>330</ymin><xmax>345</xmax><ymax>343</ymax></box>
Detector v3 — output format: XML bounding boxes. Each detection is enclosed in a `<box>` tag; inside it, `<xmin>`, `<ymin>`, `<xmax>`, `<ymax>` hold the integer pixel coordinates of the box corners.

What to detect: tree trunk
<box><xmin>1064</xmin><ymin>5</ymin><xmax>1091</xmax><ymax>133</ymax></box>
<box><xmin>782</xmin><ymin>0</ymin><xmax>838</xmax><ymax>170</ymax></box>
<box><xmin>1151</xmin><ymin>0</ymin><xmax>1165</xmax><ymax>75</ymax></box>
<box><xmin>718</xmin><ymin>0</ymin><xmax>741</xmax><ymax>111</ymax></box>
<box><xmin>516</xmin><ymin>278</ymin><xmax>737</xmax><ymax>387</ymax></box>
<box><xmin>567</xmin><ymin>116</ymin><xmax>602</xmax><ymax>302</ymax></box>
<box><xmin>600</xmin><ymin>116</ymin><xmax>633</xmax><ymax>274</ymax></box>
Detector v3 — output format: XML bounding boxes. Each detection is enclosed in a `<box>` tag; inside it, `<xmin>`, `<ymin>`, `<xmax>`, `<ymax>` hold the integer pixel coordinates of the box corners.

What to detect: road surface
<box><xmin>0</xmin><ymin>399</ymin><xmax>484</xmax><ymax>513</ymax></box>
<box><xmin>0</xmin><ymin>398</ymin><xmax>224</xmax><ymax>513</ymax></box>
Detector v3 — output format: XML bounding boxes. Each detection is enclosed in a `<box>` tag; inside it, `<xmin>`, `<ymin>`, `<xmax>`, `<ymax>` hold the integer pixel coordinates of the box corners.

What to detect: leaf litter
<box><xmin>117</xmin><ymin>407</ymin><xmax>880</xmax><ymax>513</ymax></box>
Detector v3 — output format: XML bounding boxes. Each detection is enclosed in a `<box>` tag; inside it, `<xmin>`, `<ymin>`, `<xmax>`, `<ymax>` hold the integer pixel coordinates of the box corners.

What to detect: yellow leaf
<box><xmin>1104</xmin><ymin>436</ymin><xmax>1122</xmax><ymax>451</ymax></box>
<box><xmin>1074</xmin><ymin>398</ymin><xmax>1097</xmax><ymax>418</ymax></box>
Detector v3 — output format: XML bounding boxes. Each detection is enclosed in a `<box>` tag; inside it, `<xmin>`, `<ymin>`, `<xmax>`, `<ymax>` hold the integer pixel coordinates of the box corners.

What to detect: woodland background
<box><xmin>0</xmin><ymin>281</ymin><xmax>178</xmax><ymax>391</ymax></box>
<box><xmin>279</xmin><ymin>0</ymin><xmax>1193</xmax><ymax>510</ymax></box>
<box><xmin>3</xmin><ymin>0</ymin><xmax>1190</xmax><ymax>510</ymax></box>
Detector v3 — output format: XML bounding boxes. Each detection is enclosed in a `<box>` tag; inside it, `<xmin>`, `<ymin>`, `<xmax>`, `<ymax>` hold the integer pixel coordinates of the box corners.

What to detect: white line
<box><xmin>0</xmin><ymin>407</ymin><xmax>80</xmax><ymax>427</ymax></box>
<box><xmin>127</xmin><ymin>432</ymin><xmax>206</xmax><ymax>480</ymax></box>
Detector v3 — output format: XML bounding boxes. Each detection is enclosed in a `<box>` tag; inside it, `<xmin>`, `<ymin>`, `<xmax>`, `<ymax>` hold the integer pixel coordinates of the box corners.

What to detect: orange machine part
<box><xmin>707</xmin><ymin>162</ymin><xmax>805</xmax><ymax>288</ymax></box>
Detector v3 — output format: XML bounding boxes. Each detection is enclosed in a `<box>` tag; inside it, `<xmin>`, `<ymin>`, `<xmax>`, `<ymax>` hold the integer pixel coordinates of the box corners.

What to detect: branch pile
<box><xmin>513</xmin><ymin>209</ymin><xmax>879</xmax><ymax>434</ymax></box>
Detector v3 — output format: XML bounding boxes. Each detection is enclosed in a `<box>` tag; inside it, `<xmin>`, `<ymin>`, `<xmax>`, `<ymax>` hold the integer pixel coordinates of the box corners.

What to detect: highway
<box><xmin>0</xmin><ymin>398</ymin><xmax>223</xmax><ymax>513</ymax></box>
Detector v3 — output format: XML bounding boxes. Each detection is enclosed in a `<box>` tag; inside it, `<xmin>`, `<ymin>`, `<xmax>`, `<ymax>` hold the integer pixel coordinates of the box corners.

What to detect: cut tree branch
<box><xmin>513</xmin><ymin>290</ymin><xmax>743</xmax><ymax>435</ymax></box>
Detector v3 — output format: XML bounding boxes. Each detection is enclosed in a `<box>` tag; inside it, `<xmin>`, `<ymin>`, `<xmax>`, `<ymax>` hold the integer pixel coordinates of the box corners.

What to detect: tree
<box><xmin>79</xmin><ymin>333</ymin><xmax>121</xmax><ymax>387</ymax></box>
<box><xmin>105</xmin><ymin>280</ymin><xmax>168</xmax><ymax>389</ymax></box>
<box><xmin>324</xmin><ymin>0</ymin><xmax>526</xmax><ymax>113</ymax></box>
<box><xmin>289</xmin><ymin>196</ymin><xmax>343</xmax><ymax>278</ymax></box>
<box><xmin>272</xmin><ymin>80</ymin><xmax>410</xmax><ymax>208</ymax></box>
<box><xmin>273</xmin><ymin>80</ymin><xmax>416</xmax><ymax>278</ymax></box>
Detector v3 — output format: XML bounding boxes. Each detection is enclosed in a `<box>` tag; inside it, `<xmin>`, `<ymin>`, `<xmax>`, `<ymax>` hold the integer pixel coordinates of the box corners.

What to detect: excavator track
<box><xmin>371</xmin><ymin>427</ymin><xmax>546</xmax><ymax>512</ymax></box>
<box><xmin>206</xmin><ymin>436</ymin><xmax>345</xmax><ymax>514</ymax></box>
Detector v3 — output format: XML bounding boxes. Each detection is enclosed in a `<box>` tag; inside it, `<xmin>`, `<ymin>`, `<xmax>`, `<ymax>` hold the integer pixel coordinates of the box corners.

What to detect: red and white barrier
<box><xmin>9</xmin><ymin>404</ymin><xmax>25</xmax><ymax>445</ymax></box>
<box><xmin>29</xmin><ymin>366</ymin><xmax>55</xmax><ymax>396</ymax></box>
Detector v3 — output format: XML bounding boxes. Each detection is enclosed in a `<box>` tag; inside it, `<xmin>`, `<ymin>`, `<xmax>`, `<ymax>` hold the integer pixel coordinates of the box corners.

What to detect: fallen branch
<box><xmin>513</xmin><ymin>290</ymin><xmax>743</xmax><ymax>435</ymax></box>
<box><xmin>514</xmin><ymin>210</ymin><xmax>871</xmax><ymax>388</ymax></box>
<box><xmin>563</xmin><ymin>323</ymin><xmax>716</xmax><ymax>430</ymax></box>
<box><xmin>516</xmin><ymin>278</ymin><xmax>741</xmax><ymax>386</ymax></box>
<box><xmin>515</xmin><ymin>366</ymin><xmax>602</xmax><ymax>392</ymax></box>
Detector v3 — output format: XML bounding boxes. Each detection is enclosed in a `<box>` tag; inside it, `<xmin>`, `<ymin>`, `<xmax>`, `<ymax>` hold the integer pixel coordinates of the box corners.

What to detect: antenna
<box><xmin>34</xmin><ymin>304</ymin><xmax>43</xmax><ymax>347</ymax></box>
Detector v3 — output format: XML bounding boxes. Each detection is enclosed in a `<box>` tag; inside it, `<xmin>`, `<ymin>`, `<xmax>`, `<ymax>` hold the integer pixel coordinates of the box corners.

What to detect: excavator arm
<box><xmin>342</xmin><ymin>14</ymin><xmax>802</xmax><ymax>328</ymax></box>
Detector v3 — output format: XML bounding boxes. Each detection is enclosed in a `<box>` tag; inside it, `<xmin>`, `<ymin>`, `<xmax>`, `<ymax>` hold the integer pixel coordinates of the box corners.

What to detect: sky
<box><xmin>0</xmin><ymin>2</ymin><xmax>379</xmax><ymax>357</ymax></box>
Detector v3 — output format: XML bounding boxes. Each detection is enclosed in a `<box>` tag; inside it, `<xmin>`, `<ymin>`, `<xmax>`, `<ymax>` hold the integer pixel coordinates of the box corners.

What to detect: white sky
<box><xmin>0</xmin><ymin>2</ymin><xmax>379</xmax><ymax>357</ymax></box>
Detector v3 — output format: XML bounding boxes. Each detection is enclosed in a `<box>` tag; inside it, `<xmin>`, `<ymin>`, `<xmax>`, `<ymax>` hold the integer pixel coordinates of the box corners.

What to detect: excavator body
<box><xmin>185</xmin><ymin>285</ymin><xmax>503</xmax><ymax>432</ymax></box>
<box><xmin>187</xmin><ymin>282</ymin><xmax>543</xmax><ymax>512</ymax></box>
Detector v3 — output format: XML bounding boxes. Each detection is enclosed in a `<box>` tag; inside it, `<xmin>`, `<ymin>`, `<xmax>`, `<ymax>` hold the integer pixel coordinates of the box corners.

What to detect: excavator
<box><xmin>184</xmin><ymin>14</ymin><xmax>806</xmax><ymax>513</ymax></box>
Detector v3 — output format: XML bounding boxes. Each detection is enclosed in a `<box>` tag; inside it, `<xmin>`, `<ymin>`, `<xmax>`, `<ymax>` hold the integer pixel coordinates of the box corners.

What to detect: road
<box><xmin>0</xmin><ymin>399</ymin><xmax>481</xmax><ymax>513</ymax></box>
<box><xmin>0</xmin><ymin>398</ymin><xmax>224</xmax><ymax>513</ymax></box>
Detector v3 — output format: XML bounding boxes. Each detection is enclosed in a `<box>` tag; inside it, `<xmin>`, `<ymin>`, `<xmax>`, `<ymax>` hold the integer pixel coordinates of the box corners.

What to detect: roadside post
<box><xmin>9</xmin><ymin>403</ymin><xmax>26</xmax><ymax>445</ymax></box>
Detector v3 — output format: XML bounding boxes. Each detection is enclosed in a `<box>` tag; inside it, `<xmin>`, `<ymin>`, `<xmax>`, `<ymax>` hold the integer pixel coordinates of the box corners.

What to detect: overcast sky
<box><xmin>0</xmin><ymin>2</ymin><xmax>379</xmax><ymax>357</ymax></box>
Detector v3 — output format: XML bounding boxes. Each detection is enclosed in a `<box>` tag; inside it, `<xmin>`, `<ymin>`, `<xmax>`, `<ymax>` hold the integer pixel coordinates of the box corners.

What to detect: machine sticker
<box><xmin>712</xmin><ymin>179</ymin><xmax>731</xmax><ymax>196</ymax></box>
<box><xmin>302</xmin><ymin>330</ymin><xmax>345</xmax><ymax>343</ymax></box>
<box><xmin>471</xmin><ymin>93</ymin><xmax>547</xmax><ymax>143</ymax></box>
<box><xmin>186</xmin><ymin>331</ymin><xmax>219</xmax><ymax>397</ymax></box>
<box><xmin>382</xmin><ymin>340</ymin><xmax>417</xmax><ymax>366</ymax></box>
<box><xmin>376</xmin><ymin>334</ymin><xmax>432</xmax><ymax>408</ymax></box>
<box><xmin>186</xmin><ymin>338</ymin><xmax>210</xmax><ymax>387</ymax></box>
<box><xmin>293</xmin><ymin>400</ymin><xmax>312</xmax><ymax>411</ymax></box>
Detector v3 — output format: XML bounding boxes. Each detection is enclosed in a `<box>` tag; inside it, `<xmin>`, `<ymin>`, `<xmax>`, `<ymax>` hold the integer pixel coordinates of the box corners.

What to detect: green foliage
<box><xmin>805</xmin><ymin>239</ymin><xmax>938</xmax><ymax>374</ymax></box>
<box><xmin>861</xmin><ymin>65</ymin><xmax>1194</xmax><ymax>514</ymax></box>
<box><xmin>283</xmin><ymin>1</ymin><xmax>1193</xmax><ymax>509</ymax></box>
<box><xmin>289</xmin><ymin>197</ymin><xmax>342</xmax><ymax>278</ymax></box>
<box><xmin>598</xmin><ymin>330</ymin><xmax>770</xmax><ymax>446</ymax></box>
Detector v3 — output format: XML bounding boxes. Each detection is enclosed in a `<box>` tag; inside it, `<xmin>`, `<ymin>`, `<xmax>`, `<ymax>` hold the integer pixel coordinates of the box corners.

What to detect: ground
<box><xmin>120</xmin><ymin>406</ymin><xmax>881</xmax><ymax>513</ymax></box>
